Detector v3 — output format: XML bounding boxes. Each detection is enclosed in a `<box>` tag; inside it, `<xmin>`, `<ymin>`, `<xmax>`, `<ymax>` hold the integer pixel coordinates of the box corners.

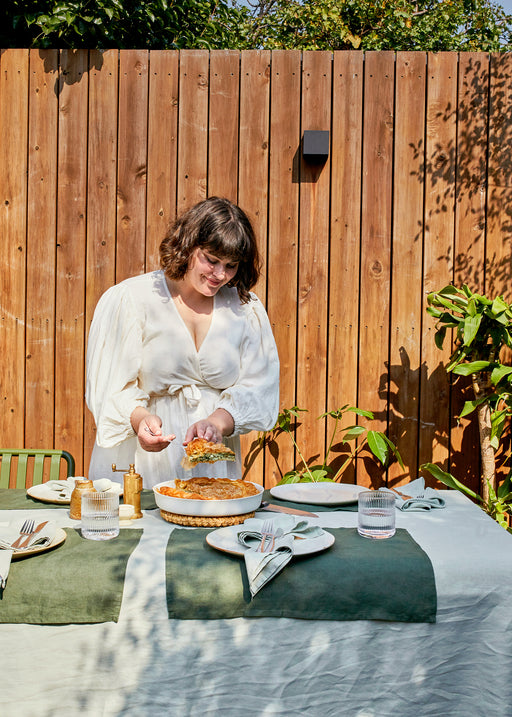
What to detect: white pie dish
<box><xmin>153</xmin><ymin>480</ymin><xmax>264</xmax><ymax>517</ymax></box>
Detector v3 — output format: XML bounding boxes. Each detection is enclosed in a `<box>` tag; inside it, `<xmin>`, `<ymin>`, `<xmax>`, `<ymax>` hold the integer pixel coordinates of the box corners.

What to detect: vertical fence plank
<box><xmin>84</xmin><ymin>49</ymin><xmax>119</xmax><ymax>469</ymax></box>
<box><xmin>450</xmin><ymin>52</ymin><xmax>490</xmax><ymax>492</ymax></box>
<box><xmin>116</xmin><ymin>50</ymin><xmax>148</xmax><ymax>283</ymax></box>
<box><xmin>238</xmin><ymin>50</ymin><xmax>271</xmax><ymax>484</ymax></box>
<box><xmin>209</xmin><ymin>50</ymin><xmax>240</xmax><ymax>202</ymax></box>
<box><xmin>0</xmin><ymin>49</ymin><xmax>29</xmax><ymax>454</ymax></box>
<box><xmin>358</xmin><ymin>51</ymin><xmax>395</xmax><ymax>487</ymax></box>
<box><xmin>55</xmin><ymin>50</ymin><xmax>89</xmax><ymax>473</ymax></box>
<box><xmin>329</xmin><ymin>51</ymin><xmax>364</xmax><ymax>484</ymax></box>
<box><xmin>388</xmin><ymin>52</ymin><xmax>426</xmax><ymax>485</ymax></box>
<box><xmin>177</xmin><ymin>50</ymin><xmax>209</xmax><ymax>213</ymax></box>
<box><xmin>295</xmin><ymin>51</ymin><xmax>332</xmax><ymax>471</ymax></box>
<box><xmin>418</xmin><ymin>52</ymin><xmax>458</xmax><ymax>475</ymax></box>
<box><xmin>487</xmin><ymin>52</ymin><xmax>512</xmax><ymax>301</ymax></box>
<box><xmin>147</xmin><ymin>50</ymin><xmax>179</xmax><ymax>269</ymax></box>
<box><xmin>25</xmin><ymin>50</ymin><xmax>58</xmax><ymax>451</ymax></box>
<box><xmin>264</xmin><ymin>49</ymin><xmax>301</xmax><ymax>486</ymax></box>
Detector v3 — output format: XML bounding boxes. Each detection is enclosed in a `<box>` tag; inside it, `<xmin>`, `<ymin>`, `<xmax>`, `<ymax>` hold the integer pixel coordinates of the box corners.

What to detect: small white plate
<box><xmin>206</xmin><ymin>524</ymin><xmax>335</xmax><ymax>557</ymax></box>
<box><xmin>270</xmin><ymin>482</ymin><xmax>366</xmax><ymax>506</ymax></box>
<box><xmin>27</xmin><ymin>482</ymin><xmax>74</xmax><ymax>505</ymax></box>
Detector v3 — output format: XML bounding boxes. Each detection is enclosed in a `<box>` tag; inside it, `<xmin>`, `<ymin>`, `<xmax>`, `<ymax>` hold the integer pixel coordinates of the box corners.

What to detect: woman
<box><xmin>86</xmin><ymin>197</ymin><xmax>280</xmax><ymax>489</ymax></box>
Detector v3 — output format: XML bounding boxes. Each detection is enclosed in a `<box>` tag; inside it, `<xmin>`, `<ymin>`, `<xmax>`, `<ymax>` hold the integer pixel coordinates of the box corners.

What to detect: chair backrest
<box><xmin>0</xmin><ymin>449</ymin><xmax>75</xmax><ymax>489</ymax></box>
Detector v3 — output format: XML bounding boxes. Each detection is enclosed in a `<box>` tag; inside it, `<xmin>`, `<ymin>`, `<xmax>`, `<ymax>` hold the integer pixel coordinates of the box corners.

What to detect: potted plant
<box><xmin>261</xmin><ymin>404</ymin><xmax>403</xmax><ymax>485</ymax></box>
<box><xmin>422</xmin><ymin>283</ymin><xmax>512</xmax><ymax>529</ymax></box>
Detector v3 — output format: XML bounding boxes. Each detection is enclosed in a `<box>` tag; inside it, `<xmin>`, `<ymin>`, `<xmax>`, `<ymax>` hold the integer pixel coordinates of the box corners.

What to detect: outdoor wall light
<box><xmin>302</xmin><ymin>130</ymin><xmax>329</xmax><ymax>163</ymax></box>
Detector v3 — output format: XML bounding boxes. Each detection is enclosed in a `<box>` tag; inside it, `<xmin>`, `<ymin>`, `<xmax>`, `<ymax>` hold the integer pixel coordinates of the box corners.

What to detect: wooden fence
<box><xmin>1</xmin><ymin>48</ymin><xmax>511</xmax><ymax>490</ymax></box>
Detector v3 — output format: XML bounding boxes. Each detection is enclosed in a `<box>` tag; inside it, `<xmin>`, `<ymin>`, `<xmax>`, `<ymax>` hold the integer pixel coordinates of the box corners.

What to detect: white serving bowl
<box><xmin>153</xmin><ymin>480</ymin><xmax>264</xmax><ymax>517</ymax></box>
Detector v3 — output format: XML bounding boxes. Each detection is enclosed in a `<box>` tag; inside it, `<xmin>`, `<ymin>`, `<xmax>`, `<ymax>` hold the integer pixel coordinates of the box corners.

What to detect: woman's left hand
<box><xmin>184</xmin><ymin>408</ymin><xmax>234</xmax><ymax>445</ymax></box>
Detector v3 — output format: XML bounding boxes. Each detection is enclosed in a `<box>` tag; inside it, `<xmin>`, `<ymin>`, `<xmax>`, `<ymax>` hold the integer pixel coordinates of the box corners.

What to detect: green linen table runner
<box><xmin>165</xmin><ymin>527</ymin><xmax>437</xmax><ymax>623</ymax></box>
<box><xmin>0</xmin><ymin>528</ymin><xmax>142</xmax><ymax>624</ymax></box>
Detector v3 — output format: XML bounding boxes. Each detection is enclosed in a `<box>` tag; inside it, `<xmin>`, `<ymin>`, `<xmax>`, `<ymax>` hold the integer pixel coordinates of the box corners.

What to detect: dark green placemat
<box><xmin>261</xmin><ymin>489</ymin><xmax>359</xmax><ymax>512</ymax></box>
<box><xmin>165</xmin><ymin>527</ymin><xmax>437</xmax><ymax>623</ymax></box>
<box><xmin>0</xmin><ymin>528</ymin><xmax>142</xmax><ymax>624</ymax></box>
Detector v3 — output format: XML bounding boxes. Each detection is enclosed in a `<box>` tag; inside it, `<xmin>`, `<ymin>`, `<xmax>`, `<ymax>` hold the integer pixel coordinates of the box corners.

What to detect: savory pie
<box><xmin>157</xmin><ymin>477</ymin><xmax>259</xmax><ymax>501</ymax></box>
<box><xmin>181</xmin><ymin>437</ymin><xmax>236</xmax><ymax>470</ymax></box>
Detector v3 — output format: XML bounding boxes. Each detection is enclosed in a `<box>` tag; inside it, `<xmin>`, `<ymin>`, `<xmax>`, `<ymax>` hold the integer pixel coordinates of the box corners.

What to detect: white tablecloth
<box><xmin>1</xmin><ymin>491</ymin><xmax>512</xmax><ymax>717</ymax></box>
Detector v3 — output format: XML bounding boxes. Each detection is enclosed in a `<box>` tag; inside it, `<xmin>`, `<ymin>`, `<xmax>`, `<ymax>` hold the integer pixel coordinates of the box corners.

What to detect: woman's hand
<box><xmin>131</xmin><ymin>407</ymin><xmax>175</xmax><ymax>453</ymax></box>
<box><xmin>184</xmin><ymin>408</ymin><xmax>234</xmax><ymax>445</ymax></box>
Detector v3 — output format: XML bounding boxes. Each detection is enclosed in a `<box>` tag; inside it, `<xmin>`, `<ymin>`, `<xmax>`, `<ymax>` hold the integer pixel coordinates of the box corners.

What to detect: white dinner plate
<box><xmin>269</xmin><ymin>482</ymin><xmax>367</xmax><ymax>506</ymax></box>
<box><xmin>27</xmin><ymin>481</ymin><xmax>123</xmax><ymax>505</ymax></box>
<box><xmin>206</xmin><ymin>524</ymin><xmax>335</xmax><ymax>557</ymax></box>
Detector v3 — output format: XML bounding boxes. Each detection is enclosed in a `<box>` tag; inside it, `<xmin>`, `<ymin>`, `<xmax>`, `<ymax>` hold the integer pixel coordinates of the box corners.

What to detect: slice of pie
<box><xmin>181</xmin><ymin>437</ymin><xmax>236</xmax><ymax>470</ymax></box>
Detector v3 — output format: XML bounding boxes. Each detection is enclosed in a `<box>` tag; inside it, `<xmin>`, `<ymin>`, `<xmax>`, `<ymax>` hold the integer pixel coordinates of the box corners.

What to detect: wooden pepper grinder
<box><xmin>112</xmin><ymin>463</ymin><xmax>143</xmax><ymax>519</ymax></box>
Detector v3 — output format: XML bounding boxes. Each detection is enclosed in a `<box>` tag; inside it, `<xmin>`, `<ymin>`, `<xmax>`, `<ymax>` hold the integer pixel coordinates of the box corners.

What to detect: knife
<box><xmin>259</xmin><ymin>501</ymin><xmax>318</xmax><ymax>518</ymax></box>
<box><xmin>18</xmin><ymin>521</ymin><xmax>49</xmax><ymax>549</ymax></box>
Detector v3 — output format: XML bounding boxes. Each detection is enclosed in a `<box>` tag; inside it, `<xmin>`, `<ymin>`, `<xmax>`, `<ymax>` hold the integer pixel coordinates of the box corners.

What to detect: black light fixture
<box><xmin>302</xmin><ymin>130</ymin><xmax>329</xmax><ymax>163</ymax></box>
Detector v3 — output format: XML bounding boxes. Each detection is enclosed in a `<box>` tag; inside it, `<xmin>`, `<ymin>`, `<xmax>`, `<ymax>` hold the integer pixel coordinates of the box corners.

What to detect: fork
<box><xmin>10</xmin><ymin>519</ymin><xmax>36</xmax><ymax>549</ymax></box>
<box><xmin>257</xmin><ymin>521</ymin><xmax>276</xmax><ymax>553</ymax></box>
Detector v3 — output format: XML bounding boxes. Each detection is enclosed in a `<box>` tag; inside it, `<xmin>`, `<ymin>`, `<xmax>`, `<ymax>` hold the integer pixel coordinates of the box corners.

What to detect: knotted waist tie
<box><xmin>167</xmin><ymin>384</ymin><xmax>202</xmax><ymax>408</ymax></box>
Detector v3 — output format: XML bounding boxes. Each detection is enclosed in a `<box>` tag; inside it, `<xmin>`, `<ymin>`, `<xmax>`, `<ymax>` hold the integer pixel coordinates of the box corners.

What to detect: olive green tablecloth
<box><xmin>0</xmin><ymin>528</ymin><xmax>142</xmax><ymax>624</ymax></box>
<box><xmin>166</xmin><ymin>527</ymin><xmax>437</xmax><ymax>623</ymax></box>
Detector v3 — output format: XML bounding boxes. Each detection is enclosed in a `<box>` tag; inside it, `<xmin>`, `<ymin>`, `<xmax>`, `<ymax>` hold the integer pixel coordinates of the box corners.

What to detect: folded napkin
<box><xmin>237</xmin><ymin>516</ymin><xmax>324</xmax><ymax>597</ymax></box>
<box><xmin>0</xmin><ymin>548</ymin><xmax>13</xmax><ymax>588</ymax></box>
<box><xmin>43</xmin><ymin>477</ymin><xmax>76</xmax><ymax>499</ymax></box>
<box><xmin>385</xmin><ymin>478</ymin><xmax>446</xmax><ymax>512</ymax></box>
<box><xmin>0</xmin><ymin>519</ymin><xmax>57</xmax><ymax>552</ymax></box>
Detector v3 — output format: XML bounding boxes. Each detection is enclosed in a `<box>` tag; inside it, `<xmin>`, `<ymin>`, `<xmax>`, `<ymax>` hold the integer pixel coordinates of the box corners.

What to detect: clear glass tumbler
<box><xmin>357</xmin><ymin>490</ymin><xmax>396</xmax><ymax>539</ymax></box>
<box><xmin>81</xmin><ymin>491</ymin><xmax>120</xmax><ymax>540</ymax></box>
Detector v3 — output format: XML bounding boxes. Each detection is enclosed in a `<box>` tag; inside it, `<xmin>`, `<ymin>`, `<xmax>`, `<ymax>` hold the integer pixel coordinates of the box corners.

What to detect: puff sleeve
<box><xmin>216</xmin><ymin>294</ymin><xmax>280</xmax><ymax>435</ymax></box>
<box><xmin>86</xmin><ymin>284</ymin><xmax>150</xmax><ymax>447</ymax></box>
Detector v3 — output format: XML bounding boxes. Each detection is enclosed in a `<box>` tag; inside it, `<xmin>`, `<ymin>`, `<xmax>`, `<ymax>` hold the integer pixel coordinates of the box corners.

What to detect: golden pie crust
<box><xmin>157</xmin><ymin>477</ymin><xmax>259</xmax><ymax>501</ymax></box>
<box><xmin>182</xmin><ymin>438</ymin><xmax>236</xmax><ymax>468</ymax></box>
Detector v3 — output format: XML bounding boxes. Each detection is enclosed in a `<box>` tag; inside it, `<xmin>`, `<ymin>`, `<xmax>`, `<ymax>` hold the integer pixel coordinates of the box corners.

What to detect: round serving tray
<box><xmin>153</xmin><ymin>480</ymin><xmax>264</xmax><ymax>517</ymax></box>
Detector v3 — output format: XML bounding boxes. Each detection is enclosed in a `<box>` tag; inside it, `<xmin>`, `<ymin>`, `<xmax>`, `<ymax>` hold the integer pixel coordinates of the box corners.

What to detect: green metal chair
<box><xmin>0</xmin><ymin>449</ymin><xmax>76</xmax><ymax>489</ymax></box>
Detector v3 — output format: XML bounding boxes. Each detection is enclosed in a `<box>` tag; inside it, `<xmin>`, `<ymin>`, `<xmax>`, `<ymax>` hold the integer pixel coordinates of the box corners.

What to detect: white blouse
<box><xmin>86</xmin><ymin>270</ymin><xmax>280</xmax><ymax>488</ymax></box>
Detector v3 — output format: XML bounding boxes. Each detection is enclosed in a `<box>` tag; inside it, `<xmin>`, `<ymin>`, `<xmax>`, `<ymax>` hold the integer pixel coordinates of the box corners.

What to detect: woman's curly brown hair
<box><xmin>159</xmin><ymin>197</ymin><xmax>261</xmax><ymax>304</ymax></box>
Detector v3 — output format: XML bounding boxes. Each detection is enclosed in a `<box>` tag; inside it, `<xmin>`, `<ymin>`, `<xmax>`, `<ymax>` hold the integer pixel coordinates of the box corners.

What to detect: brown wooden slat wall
<box><xmin>1</xmin><ymin>49</ymin><xmax>511</xmax><ymax>490</ymax></box>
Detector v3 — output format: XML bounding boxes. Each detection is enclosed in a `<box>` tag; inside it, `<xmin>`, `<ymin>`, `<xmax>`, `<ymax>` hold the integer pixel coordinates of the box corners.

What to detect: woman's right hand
<box><xmin>131</xmin><ymin>407</ymin><xmax>175</xmax><ymax>452</ymax></box>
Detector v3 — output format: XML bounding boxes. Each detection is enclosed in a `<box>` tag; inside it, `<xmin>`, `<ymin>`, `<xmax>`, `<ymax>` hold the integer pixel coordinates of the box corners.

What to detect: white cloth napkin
<box><xmin>385</xmin><ymin>478</ymin><xmax>446</xmax><ymax>511</ymax></box>
<box><xmin>0</xmin><ymin>549</ymin><xmax>13</xmax><ymax>589</ymax></box>
<box><xmin>44</xmin><ymin>477</ymin><xmax>76</xmax><ymax>499</ymax></box>
<box><xmin>237</xmin><ymin>516</ymin><xmax>324</xmax><ymax>597</ymax></box>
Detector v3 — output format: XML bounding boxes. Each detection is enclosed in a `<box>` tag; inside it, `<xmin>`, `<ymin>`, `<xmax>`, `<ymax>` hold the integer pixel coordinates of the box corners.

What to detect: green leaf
<box><xmin>490</xmin><ymin>365</ymin><xmax>512</xmax><ymax>384</ymax></box>
<box><xmin>278</xmin><ymin>471</ymin><xmax>303</xmax><ymax>485</ymax></box>
<box><xmin>366</xmin><ymin>430</ymin><xmax>388</xmax><ymax>466</ymax></box>
<box><xmin>463</xmin><ymin>314</ymin><xmax>482</xmax><ymax>346</ymax></box>
<box><xmin>452</xmin><ymin>360</ymin><xmax>491</xmax><ymax>376</ymax></box>
<box><xmin>458</xmin><ymin>396</ymin><xmax>488</xmax><ymax>418</ymax></box>
<box><xmin>420</xmin><ymin>463</ymin><xmax>482</xmax><ymax>502</ymax></box>
<box><xmin>341</xmin><ymin>425</ymin><xmax>366</xmax><ymax>442</ymax></box>
<box><xmin>345</xmin><ymin>407</ymin><xmax>374</xmax><ymax>419</ymax></box>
